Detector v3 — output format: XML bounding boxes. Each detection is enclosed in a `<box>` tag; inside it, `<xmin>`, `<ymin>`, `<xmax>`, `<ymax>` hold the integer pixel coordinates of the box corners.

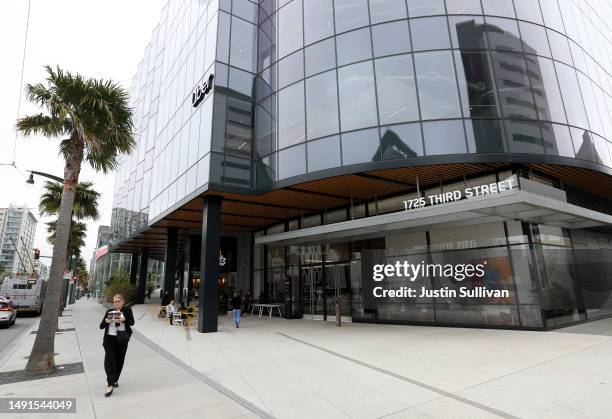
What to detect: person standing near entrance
<box><xmin>231</xmin><ymin>293</ymin><xmax>241</xmax><ymax>328</ymax></box>
<box><xmin>100</xmin><ymin>294</ymin><xmax>134</xmax><ymax>397</ymax></box>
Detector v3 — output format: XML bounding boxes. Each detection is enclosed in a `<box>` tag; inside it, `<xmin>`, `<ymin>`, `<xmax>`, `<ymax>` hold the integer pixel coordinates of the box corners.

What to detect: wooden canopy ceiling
<box><xmin>112</xmin><ymin>162</ymin><xmax>611</xmax><ymax>260</ymax></box>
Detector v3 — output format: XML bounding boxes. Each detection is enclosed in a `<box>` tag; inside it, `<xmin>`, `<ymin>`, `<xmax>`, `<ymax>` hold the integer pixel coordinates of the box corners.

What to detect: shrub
<box><xmin>105</xmin><ymin>268</ymin><xmax>136</xmax><ymax>303</ymax></box>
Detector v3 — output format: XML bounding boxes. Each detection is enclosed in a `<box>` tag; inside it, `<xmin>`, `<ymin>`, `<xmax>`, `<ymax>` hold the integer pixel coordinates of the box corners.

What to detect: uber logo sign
<box><xmin>192</xmin><ymin>74</ymin><xmax>215</xmax><ymax>107</ymax></box>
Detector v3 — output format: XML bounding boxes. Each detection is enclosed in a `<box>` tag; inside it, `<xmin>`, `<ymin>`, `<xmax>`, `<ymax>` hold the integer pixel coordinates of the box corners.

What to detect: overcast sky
<box><xmin>0</xmin><ymin>0</ymin><xmax>165</xmax><ymax>271</ymax></box>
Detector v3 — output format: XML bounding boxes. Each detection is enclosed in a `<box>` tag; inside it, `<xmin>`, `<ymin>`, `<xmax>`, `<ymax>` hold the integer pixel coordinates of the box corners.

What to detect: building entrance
<box><xmin>301</xmin><ymin>263</ymin><xmax>352</xmax><ymax>322</ymax></box>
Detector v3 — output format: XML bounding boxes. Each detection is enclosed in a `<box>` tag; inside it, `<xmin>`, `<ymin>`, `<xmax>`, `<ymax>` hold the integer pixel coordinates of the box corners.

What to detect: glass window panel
<box><xmin>539</xmin><ymin>0</ymin><xmax>565</xmax><ymax>34</ymax></box>
<box><xmin>233</xmin><ymin>0</ymin><xmax>258</xmax><ymax>23</ymax></box>
<box><xmin>305</xmin><ymin>38</ymin><xmax>336</xmax><ymax>77</ymax></box>
<box><xmin>411</xmin><ymin>17</ymin><xmax>451</xmax><ymax>51</ymax></box>
<box><xmin>414</xmin><ymin>51</ymin><xmax>462</xmax><ymax>119</ymax></box>
<box><xmin>485</xmin><ymin>17</ymin><xmax>523</xmax><ymax>52</ymax></box>
<box><xmin>423</xmin><ymin>120</ymin><xmax>467</xmax><ymax>155</ymax></box>
<box><xmin>449</xmin><ymin>15</ymin><xmax>486</xmax><ymax>50</ymax></box>
<box><xmin>380</xmin><ymin>123</ymin><xmax>424</xmax><ymax>159</ymax></box>
<box><xmin>555</xmin><ymin>62</ymin><xmax>588</xmax><ymax>128</ymax></box>
<box><xmin>465</xmin><ymin>119</ymin><xmax>506</xmax><ymax>153</ymax></box>
<box><xmin>526</xmin><ymin>56</ymin><xmax>566</xmax><ymax>123</ymax></box>
<box><xmin>372</xmin><ymin>20</ymin><xmax>411</xmax><ymax>58</ymax></box>
<box><xmin>229</xmin><ymin>17</ymin><xmax>256</xmax><ymax>72</ymax></box>
<box><xmin>306</xmin><ymin>70</ymin><xmax>340</xmax><ymax>140</ymax></box>
<box><xmin>577</xmin><ymin>73</ymin><xmax>604</xmax><ymax>135</ymax></box>
<box><xmin>569</xmin><ymin>41</ymin><xmax>587</xmax><ymax>74</ymax></box>
<box><xmin>278</xmin><ymin>144</ymin><xmax>306</xmax><ymax>179</ymax></box>
<box><xmin>445</xmin><ymin>0</ymin><xmax>482</xmax><ymax>15</ymax></box>
<box><xmin>370</xmin><ymin>0</ymin><xmax>407</xmax><ymax>24</ymax></box>
<box><xmin>216</xmin><ymin>12</ymin><xmax>230</xmax><ymax>63</ymax></box>
<box><xmin>491</xmin><ymin>51</ymin><xmax>537</xmax><ymax>119</ymax></box>
<box><xmin>278</xmin><ymin>82</ymin><xmax>305</xmax><ymax>149</ymax></box>
<box><xmin>547</xmin><ymin>29</ymin><xmax>572</xmax><ymax>64</ymax></box>
<box><xmin>505</xmin><ymin>119</ymin><xmax>545</xmax><ymax>154</ymax></box>
<box><xmin>336</xmin><ymin>28</ymin><xmax>372</xmax><ymax>66</ymax></box>
<box><xmin>334</xmin><ymin>0</ymin><xmax>370</xmax><ymax>34</ymax></box>
<box><xmin>375</xmin><ymin>55</ymin><xmax>419</xmax><ymax>124</ymax></box>
<box><xmin>307</xmin><ymin>135</ymin><xmax>341</xmax><ymax>171</ymax></box>
<box><xmin>278</xmin><ymin>0</ymin><xmax>303</xmax><ymax>58</ymax></box>
<box><xmin>454</xmin><ymin>51</ymin><xmax>500</xmax><ymax>118</ymax></box>
<box><xmin>338</xmin><ymin>62</ymin><xmax>378</xmax><ymax>131</ymax></box>
<box><xmin>594</xmin><ymin>135</ymin><xmax>612</xmax><ymax>167</ymax></box>
<box><xmin>519</xmin><ymin>22</ymin><xmax>551</xmax><ymax>57</ymax></box>
<box><xmin>482</xmin><ymin>0</ymin><xmax>515</xmax><ymax>18</ymax></box>
<box><xmin>571</xmin><ymin>128</ymin><xmax>601</xmax><ymax>164</ymax></box>
<box><xmin>407</xmin><ymin>0</ymin><xmax>445</xmax><ymax>17</ymax></box>
<box><xmin>304</xmin><ymin>0</ymin><xmax>334</xmax><ymax>45</ymax></box>
<box><xmin>278</xmin><ymin>50</ymin><xmax>304</xmax><ymax>90</ymax></box>
<box><xmin>541</xmin><ymin>122</ymin><xmax>575</xmax><ymax>157</ymax></box>
<box><xmin>341</xmin><ymin>128</ymin><xmax>381</xmax><ymax>165</ymax></box>
<box><xmin>514</xmin><ymin>0</ymin><xmax>543</xmax><ymax>24</ymax></box>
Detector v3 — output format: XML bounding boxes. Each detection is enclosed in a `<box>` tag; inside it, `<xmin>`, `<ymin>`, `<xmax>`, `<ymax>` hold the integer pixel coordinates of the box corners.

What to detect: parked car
<box><xmin>0</xmin><ymin>299</ymin><xmax>17</xmax><ymax>327</ymax></box>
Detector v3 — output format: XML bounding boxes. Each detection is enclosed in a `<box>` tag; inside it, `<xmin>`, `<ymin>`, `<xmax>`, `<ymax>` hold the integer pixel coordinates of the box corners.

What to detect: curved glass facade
<box><xmin>255</xmin><ymin>0</ymin><xmax>612</xmax><ymax>186</ymax></box>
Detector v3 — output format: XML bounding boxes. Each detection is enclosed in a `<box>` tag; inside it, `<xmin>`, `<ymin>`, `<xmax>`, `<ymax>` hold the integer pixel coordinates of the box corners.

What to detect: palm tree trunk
<box><xmin>26</xmin><ymin>135</ymin><xmax>83</xmax><ymax>374</ymax></box>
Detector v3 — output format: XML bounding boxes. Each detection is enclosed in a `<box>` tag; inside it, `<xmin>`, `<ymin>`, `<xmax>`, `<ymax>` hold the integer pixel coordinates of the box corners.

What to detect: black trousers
<box><xmin>103</xmin><ymin>335</ymin><xmax>128</xmax><ymax>386</ymax></box>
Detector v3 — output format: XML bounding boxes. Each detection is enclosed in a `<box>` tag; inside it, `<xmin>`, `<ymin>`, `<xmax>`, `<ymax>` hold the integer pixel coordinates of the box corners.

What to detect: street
<box><xmin>0</xmin><ymin>314</ymin><xmax>37</xmax><ymax>362</ymax></box>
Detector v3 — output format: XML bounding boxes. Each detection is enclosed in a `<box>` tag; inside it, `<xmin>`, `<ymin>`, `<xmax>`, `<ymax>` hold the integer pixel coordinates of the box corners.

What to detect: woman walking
<box><xmin>99</xmin><ymin>294</ymin><xmax>135</xmax><ymax>397</ymax></box>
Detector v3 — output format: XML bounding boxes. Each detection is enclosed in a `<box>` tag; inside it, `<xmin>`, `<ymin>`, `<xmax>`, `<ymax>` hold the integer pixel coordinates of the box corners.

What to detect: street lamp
<box><xmin>25</xmin><ymin>170</ymin><xmax>64</xmax><ymax>184</ymax></box>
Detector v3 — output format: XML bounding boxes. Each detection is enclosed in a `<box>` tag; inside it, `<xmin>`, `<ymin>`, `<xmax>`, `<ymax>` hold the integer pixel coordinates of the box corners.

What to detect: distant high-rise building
<box><xmin>0</xmin><ymin>204</ymin><xmax>38</xmax><ymax>275</ymax></box>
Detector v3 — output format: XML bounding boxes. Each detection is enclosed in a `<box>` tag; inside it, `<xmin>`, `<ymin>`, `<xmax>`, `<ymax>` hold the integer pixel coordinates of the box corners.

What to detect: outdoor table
<box><xmin>250</xmin><ymin>303</ymin><xmax>283</xmax><ymax>319</ymax></box>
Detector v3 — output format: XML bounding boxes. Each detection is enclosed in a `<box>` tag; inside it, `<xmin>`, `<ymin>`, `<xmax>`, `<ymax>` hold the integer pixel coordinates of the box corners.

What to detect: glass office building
<box><xmin>110</xmin><ymin>0</ymin><xmax>612</xmax><ymax>331</ymax></box>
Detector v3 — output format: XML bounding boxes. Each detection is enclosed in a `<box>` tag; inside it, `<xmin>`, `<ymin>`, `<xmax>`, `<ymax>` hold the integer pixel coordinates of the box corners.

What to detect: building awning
<box><xmin>255</xmin><ymin>178</ymin><xmax>612</xmax><ymax>246</ymax></box>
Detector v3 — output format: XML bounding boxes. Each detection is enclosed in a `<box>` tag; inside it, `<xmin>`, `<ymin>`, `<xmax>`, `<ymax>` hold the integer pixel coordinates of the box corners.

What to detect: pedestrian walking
<box><xmin>99</xmin><ymin>294</ymin><xmax>135</xmax><ymax>397</ymax></box>
<box><xmin>231</xmin><ymin>292</ymin><xmax>241</xmax><ymax>328</ymax></box>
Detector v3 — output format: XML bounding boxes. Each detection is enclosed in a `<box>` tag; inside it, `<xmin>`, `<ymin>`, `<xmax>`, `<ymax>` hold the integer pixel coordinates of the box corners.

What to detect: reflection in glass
<box><xmin>449</xmin><ymin>16</ymin><xmax>486</xmax><ymax>50</ymax></box>
<box><xmin>485</xmin><ymin>17</ymin><xmax>523</xmax><ymax>52</ymax></box>
<box><xmin>278</xmin><ymin>144</ymin><xmax>306</xmax><ymax>179</ymax></box>
<box><xmin>482</xmin><ymin>0</ymin><xmax>515</xmax><ymax>18</ymax></box>
<box><xmin>577</xmin><ymin>73</ymin><xmax>604</xmax><ymax>136</ymax></box>
<box><xmin>514</xmin><ymin>0</ymin><xmax>543</xmax><ymax>24</ymax></box>
<box><xmin>407</xmin><ymin>0</ymin><xmax>444</xmax><ymax>17</ymax></box>
<box><xmin>278</xmin><ymin>0</ymin><xmax>303</xmax><ymax>58</ymax></box>
<box><xmin>414</xmin><ymin>51</ymin><xmax>461</xmax><ymax>119</ymax></box>
<box><xmin>541</xmin><ymin>123</ymin><xmax>575</xmax><ymax>158</ymax></box>
<box><xmin>306</xmin><ymin>70</ymin><xmax>339</xmax><ymax>140</ymax></box>
<box><xmin>372</xmin><ymin>20</ymin><xmax>411</xmax><ymax>58</ymax></box>
<box><xmin>338</xmin><ymin>62</ymin><xmax>378</xmax><ymax>131</ymax></box>
<box><xmin>336</xmin><ymin>28</ymin><xmax>372</xmax><ymax>66</ymax></box>
<box><xmin>334</xmin><ymin>0</ymin><xmax>369</xmax><ymax>34</ymax></box>
<box><xmin>527</xmin><ymin>56</ymin><xmax>566</xmax><ymax>123</ymax></box>
<box><xmin>379</xmin><ymin>123</ymin><xmax>423</xmax><ymax>160</ymax></box>
<box><xmin>341</xmin><ymin>128</ymin><xmax>381</xmax><ymax>165</ymax></box>
<box><xmin>491</xmin><ymin>51</ymin><xmax>537</xmax><ymax>120</ymax></box>
<box><xmin>230</xmin><ymin>17</ymin><xmax>257</xmax><ymax>72</ymax></box>
<box><xmin>518</xmin><ymin>22</ymin><xmax>551</xmax><ymax>57</ymax></box>
<box><xmin>411</xmin><ymin>17</ymin><xmax>451</xmax><ymax>51</ymax></box>
<box><xmin>465</xmin><ymin>119</ymin><xmax>506</xmax><ymax>153</ymax></box>
<box><xmin>445</xmin><ymin>0</ymin><xmax>482</xmax><ymax>15</ymax></box>
<box><xmin>423</xmin><ymin>120</ymin><xmax>467</xmax><ymax>155</ymax></box>
<box><xmin>278</xmin><ymin>82</ymin><xmax>305</xmax><ymax>149</ymax></box>
<box><xmin>547</xmin><ymin>29</ymin><xmax>572</xmax><ymax>64</ymax></box>
<box><xmin>375</xmin><ymin>55</ymin><xmax>419</xmax><ymax>124</ymax></box>
<box><xmin>304</xmin><ymin>0</ymin><xmax>334</xmax><ymax>45</ymax></box>
<box><xmin>556</xmin><ymin>63</ymin><xmax>588</xmax><ymax>128</ymax></box>
<box><xmin>278</xmin><ymin>51</ymin><xmax>304</xmax><ymax>90</ymax></box>
<box><xmin>454</xmin><ymin>51</ymin><xmax>500</xmax><ymax>118</ymax></box>
<box><xmin>369</xmin><ymin>0</ymin><xmax>407</xmax><ymax>24</ymax></box>
<box><xmin>305</xmin><ymin>38</ymin><xmax>336</xmax><ymax>77</ymax></box>
<box><xmin>307</xmin><ymin>136</ymin><xmax>341</xmax><ymax>172</ymax></box>
<box><xmin>505</xmin><ymin>119</ymin><xmax>545</xmax><ymax>154</ymax></box>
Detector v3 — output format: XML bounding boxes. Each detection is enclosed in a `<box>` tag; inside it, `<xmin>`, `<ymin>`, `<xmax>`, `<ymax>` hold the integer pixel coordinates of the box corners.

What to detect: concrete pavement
<box><xmin>0</xmin><ymin>300</ymin><xmax>257</xmax><ymax>418</ymax></box>
<box><xmin>0</xmin><ymin>299</ymin><xmax>610</xmax><ymax>418</ymax></box>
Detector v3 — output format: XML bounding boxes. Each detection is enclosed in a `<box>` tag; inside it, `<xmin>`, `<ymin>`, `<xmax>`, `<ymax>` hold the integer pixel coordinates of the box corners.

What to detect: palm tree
<box><xmin>46</xmin><ymin>220</ymin><xmax>88</xmax><ymax>262</ymax></box>
<box><xmin>17</xmin><ymin>66</ymin><xmax>134</xmax><ymax>374</ymax></box>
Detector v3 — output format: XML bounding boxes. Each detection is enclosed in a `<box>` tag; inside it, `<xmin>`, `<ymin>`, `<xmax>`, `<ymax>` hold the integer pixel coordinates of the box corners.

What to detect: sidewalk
<box><xmin>0</xmin><ymin>300</ymin><xmax>258</xmax><ymax>418</ymax></box>
<box><xmin>131</xmin><ymin>302</ymin><xmax>612</xmax><ymax>419</ymax></box>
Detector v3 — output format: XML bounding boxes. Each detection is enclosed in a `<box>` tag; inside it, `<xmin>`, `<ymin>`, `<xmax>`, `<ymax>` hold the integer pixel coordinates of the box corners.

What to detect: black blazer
<box><xmin>100</xmin><ymin>306</ymin><xmax>135</xmax><ymax>336</ymax></box>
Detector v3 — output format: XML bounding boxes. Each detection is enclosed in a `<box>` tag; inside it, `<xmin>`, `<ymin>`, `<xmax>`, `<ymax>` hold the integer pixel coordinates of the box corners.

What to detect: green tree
<box><xmin>17</xmin><ymin>66</ymin><xmax>134</xmax><ymax>374</ymax></box>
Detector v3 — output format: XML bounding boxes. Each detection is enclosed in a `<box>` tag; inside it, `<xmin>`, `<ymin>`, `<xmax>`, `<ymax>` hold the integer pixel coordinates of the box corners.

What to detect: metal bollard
<box><xmin>336</xmin><ymin>301</ymin><xmax>341</xmax><ymax>327</ymax></box>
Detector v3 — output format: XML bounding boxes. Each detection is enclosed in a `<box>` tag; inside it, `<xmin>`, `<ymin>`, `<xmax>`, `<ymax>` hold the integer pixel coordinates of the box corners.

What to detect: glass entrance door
<box><xmin>302</xmin><ymin>266</ymin><xmax>324</xmax><ymax>319</ymax></box>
